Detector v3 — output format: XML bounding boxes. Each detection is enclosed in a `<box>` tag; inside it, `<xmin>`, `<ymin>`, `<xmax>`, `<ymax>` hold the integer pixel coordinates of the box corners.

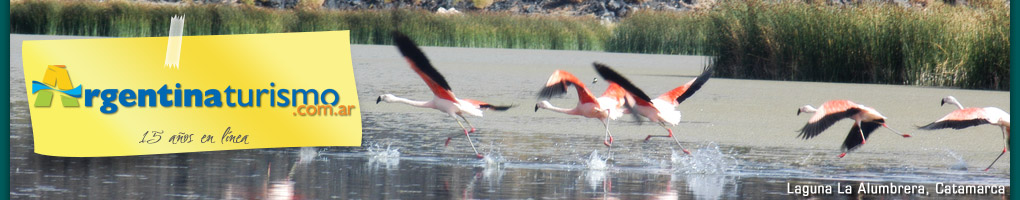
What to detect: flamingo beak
<box><xmin>534</xmin><ymin>104</ymin><xmax>539</xmax><ymax>112</ymax></box>
<box><xmin>940</xmin><ymin>99</ymin><xmax>946</xmax><ymax>107</ymax></box>
<box><xmin>797</xmin><ymin>109</ymin><xmax>802</xmax><ymax>116</ymax></box>
<box><xmin>376</xmin><ymin>96</ymin><xmax>382</xmax><ymax>104</ymax></box>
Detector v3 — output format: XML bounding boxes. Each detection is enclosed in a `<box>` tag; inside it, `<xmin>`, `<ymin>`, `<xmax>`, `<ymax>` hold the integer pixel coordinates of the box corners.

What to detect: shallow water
<box><xmin>10</xmin><ymin>34</ymin><xmax>1010</xmax><ymax>199</ymax></box>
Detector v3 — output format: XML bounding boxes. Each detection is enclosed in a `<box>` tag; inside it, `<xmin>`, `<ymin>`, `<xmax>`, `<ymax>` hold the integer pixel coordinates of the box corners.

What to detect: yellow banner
<box><xmin>22</xmin><ymin>31</ymin><xmax>362</xmax><ymax>157</ymax></box>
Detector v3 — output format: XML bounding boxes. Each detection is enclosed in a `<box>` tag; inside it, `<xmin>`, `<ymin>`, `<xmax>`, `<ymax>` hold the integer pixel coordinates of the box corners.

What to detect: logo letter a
<box><xmin>34</xmin><ymin>65</ymin><xmax>79</xmax><ymax>107</ymax></box>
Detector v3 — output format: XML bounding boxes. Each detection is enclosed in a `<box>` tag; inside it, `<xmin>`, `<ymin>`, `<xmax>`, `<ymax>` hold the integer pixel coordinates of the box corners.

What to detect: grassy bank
<box><xmin>9</xmin><ymin>0</ymin><xmax>1009</xmax><ymax>90</ymax></box>
<box><xmin>10</xmin><ymin>1</ymin><xmax>610</xmax><ymax>50</ymax></box>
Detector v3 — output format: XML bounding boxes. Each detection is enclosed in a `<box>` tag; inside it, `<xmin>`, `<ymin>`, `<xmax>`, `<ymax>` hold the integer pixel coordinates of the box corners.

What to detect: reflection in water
<box><xmin>685</xmin><ymin>174</ymin><xmax>736</xmax><ymax>200</ymax></box>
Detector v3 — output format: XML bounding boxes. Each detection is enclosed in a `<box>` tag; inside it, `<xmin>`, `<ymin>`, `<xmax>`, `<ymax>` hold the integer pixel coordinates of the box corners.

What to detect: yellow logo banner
<box><xmin>22</xmin><ymin>31</ymin><xmax>362</xmax><ymax>157</ymax></box>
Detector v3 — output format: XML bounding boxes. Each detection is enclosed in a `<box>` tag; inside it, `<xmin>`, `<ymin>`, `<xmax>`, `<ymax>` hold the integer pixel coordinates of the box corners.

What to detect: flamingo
<box><xmin>797</xmin><ymin>100</ymin><xmax>911</xmax><ymax>158</ymax></box>
<box><xmin>593</xmin><ymin>63</ymin><xmax>711</xmax><ymax>155</ymax></box>
<box><xmin>918</xmin><ymin>96</ymin><xmax>1010</xmax><ymax>171</ymax></box>
<box><xmin>534</xmin><ymin>70</ymin><xmax>628</xmax><ymax>147</ymax></box>
<box><xmin>376</xmin><ymin>32</ymin><xmax>512</xmax><ymax>158</ymax></box>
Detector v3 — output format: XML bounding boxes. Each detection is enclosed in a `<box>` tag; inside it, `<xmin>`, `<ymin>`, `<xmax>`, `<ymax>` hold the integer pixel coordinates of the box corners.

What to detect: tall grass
<box><xmin>9</xmin><ymin>1</ymin><xmax>608</xmax><ymax>51</ymax></box>
<box><xmin>607</xmin><ymin>0</ymin><xmax>1009</xmax><ymax>90</ymax></box>
<box><xmin>9</xmin><ymin>0</ymin><xmax>1009</xmax><ymax>90</ymax></box>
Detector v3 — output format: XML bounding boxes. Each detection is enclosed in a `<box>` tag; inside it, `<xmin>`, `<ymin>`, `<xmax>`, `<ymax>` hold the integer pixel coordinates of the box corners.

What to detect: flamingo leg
<box><xmin>601</xmin><ymin>118</ymin><xmax>614</xmax><ymax>147</ymax></box>
<box><xmin>444</xmin><ymin>132</ymin><xmax>461</xmax><ymax>147</ymax></box>
<box><xmin>985</xmin><ymin>126</ymin><xmax>1010</xmax><ymax>171</ymax></box>
<box><xmin>453</xmin><ymin>116</ymin><xmax>483</xmax><ymax>158</ymax></box>
<box><xmin>460</xmin><ymin>115</ymin><xmax>477</xmax><ymax>133</ymax></box>
<box><xmin>644</xmin><ymin>123</ymin><xmax>675</xmax><ymax>141</ymax></box>
<box><xmin>857</xmin><ymin>120</ymin><xmax>866</xmax><ymax>145</ymax></box>
<box><xmin>659</xmin><ymin>123</ymin><xmax>692</xmax><ymax>155</ymax></box>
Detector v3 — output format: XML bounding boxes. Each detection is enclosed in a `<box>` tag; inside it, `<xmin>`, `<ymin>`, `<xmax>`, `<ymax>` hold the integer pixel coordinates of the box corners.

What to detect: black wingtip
<box><xmin>593</xmin><ymin>63</ymin><xmax>652</xmax><ymax>102</ymax></box>
<box><xmin>674</xmin><ymin>68</ymin><xmax>713</xmax><ymax>105</ymax></box>
<box><xmin>537</xmin><ymin>82</ymin><xmax>571</xmax><ymax>100</ymax></box>
<box><xmin>392</xmin><ymin>31</ymin><xmax>452</xmax><ymax>91</ymax></box>
<box><xmin>483</xmin><ymin>104</ymin><xmax>514</xmax><ymax>111</ymax></box>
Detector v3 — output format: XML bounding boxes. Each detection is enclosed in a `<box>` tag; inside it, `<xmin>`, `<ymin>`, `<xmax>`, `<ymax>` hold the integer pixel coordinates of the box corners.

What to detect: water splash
<box><xmin>366</xmin><ymin>143</ymin><xmax>401</xmax><ymax>170</ymax></box>
<box><xmin>367</xmin><ymin>143</ymin><xmax>401</xmax><ymax>159</ymax></box>
<box><xmin>586</xmin><ymin>150</ymin><xmax>610</xmax><ymax>170</ymax></box>
<box><xmin>943</xmin><ymin>149</ymin><xmax>968</xmax><ymax>171</ymax></box>
<box><xmin>671</xmin><ymin>143</ymin><xmax>738</xmax><ymax>174</ymax></box>
<box><xmin>482</xmin><ymin>152</ymin><xmax>504</xmax><ymax>167</ymax></box>
<box><xmin>481</xmin><ymin>142</ymin><xmax>505</xmax><ymax>167</ymax></box>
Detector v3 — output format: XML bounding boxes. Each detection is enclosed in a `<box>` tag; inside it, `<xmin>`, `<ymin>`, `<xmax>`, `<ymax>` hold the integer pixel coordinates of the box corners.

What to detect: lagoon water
<box><xmin>9</xmin><ymin>34</ymin><xmax>1009</xmax><ymax>199</ymax></box>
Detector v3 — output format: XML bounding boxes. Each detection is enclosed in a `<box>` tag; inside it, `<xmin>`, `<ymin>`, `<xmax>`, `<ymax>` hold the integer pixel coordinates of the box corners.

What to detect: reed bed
<box><xmin>9</xmin><ymin>0</ymin><xmax>1009</xmax><ymax>90</ymax></box>
<box><xmin>607</xmin><ymin>0</ymin><xmax>1009</xmax><ymax>90</ymax></box>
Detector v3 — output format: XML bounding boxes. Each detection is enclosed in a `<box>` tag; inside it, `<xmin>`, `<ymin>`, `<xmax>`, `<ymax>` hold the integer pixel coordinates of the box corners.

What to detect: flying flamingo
<box><xmin>797</xmin><ymin>100</ymin><xmax>911</xmax><ymax>158</ymax></box>
<box><xmin>376</xmin><ymin>32</ymin><xmax>512</xmax><ymax>158</ymax></box>
<box><xmin>534</xmin><ymin>70</ymin><xmax>628</xmax><ymax>147</ymax></box>
<box><xmin>593</xmin><ymin>63</ymin><xmax>711</xmax><ymax>155</ymax></box>
<box><xmin>918</xmin><ymin>96</ymin><xmax>1010</xmax><ymax>171</ymax></box>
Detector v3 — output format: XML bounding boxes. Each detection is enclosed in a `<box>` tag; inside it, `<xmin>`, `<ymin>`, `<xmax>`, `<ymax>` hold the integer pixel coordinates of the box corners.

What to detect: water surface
<box><xmin>10</xmin><ymin>34</ymin><xmax>1009</xmax><ymax>199</ymax></box>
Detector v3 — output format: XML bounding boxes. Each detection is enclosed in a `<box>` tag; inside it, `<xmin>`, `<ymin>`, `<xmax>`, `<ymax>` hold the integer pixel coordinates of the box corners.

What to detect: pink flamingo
<box><xmin>919</xmin><ymin>96</ymin><xmax>1010</xmax><ymax>171</ymax></box>
<box><xmin>797</xmin><ymin>100</ymin><xmax>911</xmax><ymax>158</ymax></box>
<box><xmin>535</xmin><ymin>70</ymin><xmax>628</xmax><ymax>147</ymax></box>
<box><xmin>593</xmin><ymin>63</ymin><xmax>711</xmax><ymax>155</ymax></box>
<box><xmin>376</xmin><ymin>32</ymin><xmax>512</xmax><ymax>158</ymax></box>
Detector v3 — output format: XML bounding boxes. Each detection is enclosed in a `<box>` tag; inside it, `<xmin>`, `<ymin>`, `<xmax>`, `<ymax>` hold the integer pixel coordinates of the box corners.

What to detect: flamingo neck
<box><xmin>385</xmin><ymin>96</ymin><xmax>432</xmax><ymax>108</ymax></box>
<box><xmin>539</xmin><ymin>101</ymin><xmax>578</xmax><ymax>115</ymax></box>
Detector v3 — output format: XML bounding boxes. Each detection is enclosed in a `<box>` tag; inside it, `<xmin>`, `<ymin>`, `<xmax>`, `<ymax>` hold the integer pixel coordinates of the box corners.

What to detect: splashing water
<box><xmin>671</xmin><ymin>143</ymin><xmax>738</xmax><ymax>174</ymax></box>
<box><xmin>586</xmin><ymin>150</ymin><xmax>610</xmax><ymax>170</ymax></box>
<box><xmin>482</xmin><ymin>152</ymin><xmax>504</xmax><ymax>167</ymax></box>
<box><xmin>944</xmin><ymin>149</ymin><xmax>968</xmax><ymax>171</ymax></box>
<box><xmin>366</xmin><ymin>143</ymin><xmax>401</xmax><ymax>159</ymax></box>
<box><xmin>481</xmin><ymin>142</ymin><xmax>505</xmax><ymax>167</ymax></box>
<box><xmin>366</xmin><ymin>143</ymin><xmax>401</xmax><ymax>170</ymax></box>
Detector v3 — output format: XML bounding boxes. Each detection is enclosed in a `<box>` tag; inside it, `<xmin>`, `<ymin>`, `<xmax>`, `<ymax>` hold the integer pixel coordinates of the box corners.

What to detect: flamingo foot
<box><xmin>603</xmin><ymin>137</ymin><xmax>614</xmax><ymax>147</ymax></box>
<box><xmin>861</xmin><ymin>140</ymin><xmax>866</xmax><ymax>145</ymax></box>
<box><xmin>902</xmin><ymin>134</ymin><xmax>911</xmax><ymax>138</ymax></box>
<box><xmin>837</xmin><ymin>152</ymin><xmax>847</xmax><ymax>158</ymax></box>
<box><xmin>1003</xmin><ymin>147</ymin><xmax>1009</xmax><ymax>153</ymax></box>
<box><xmin>470</xmin><ymin>128</ymin><xmax>476</xmax><ymax>133</ymax></box>
<box><xmin>682</xmin><ymin>149</ymin><xmax>691</xmax><ymax>155</ymax></box>
<box><xmin>644</xmin><ymin>135</ymin><xmax>653</xmax><ymax>141</ymax></box>
<box><xmin>476</xmin><ymin>154</ymin><xmax>484</xmax><ymax>159</ymax></box>
<box><xmin>445</xmin><ymin>137</ymin><xmax>452</xmax><ymax>147</ymax></box>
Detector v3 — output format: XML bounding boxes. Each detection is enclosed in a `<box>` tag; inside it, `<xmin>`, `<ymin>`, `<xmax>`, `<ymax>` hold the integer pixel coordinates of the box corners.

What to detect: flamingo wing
<box><xmin>656</xmin><ymin>68</ymin><xmax>712</xmax><ymax>106</ymax></box>
<box><xmin>919</xmin><ymin>108</ymin><xmax>991</xmax><ymax>130</ymax></box>
<box><xmin>842</xmin><ymin>121</ymin><xmax>881</xmax><ymax>152</ymax></box>
<box><xmin>537</xmin><ymin>70</ymin><xmax>598</xmax><ymax>104</ymax></box>
<box><xmin>798</xmin><ymin>107</ymin><xmax>861</xmax><ymax>139</ymax></box>
<box><xmin>600</xmin><ymin>82</ymin><xmax>628</xmax><ymax>103</ymax></box>
<box><xmin>462</xmin><ymin>99</ymin><xmax>513</xmax><ymax>111</ymax></box>
<box><xmin>593</xmin><ymin>63</ymin><xmax>653</xmax><ymax>106</ymax></box>
<box><xmin>393</xmin><ymin>32</ymin><xmax>457</xmax><ymax>102</ymax></box>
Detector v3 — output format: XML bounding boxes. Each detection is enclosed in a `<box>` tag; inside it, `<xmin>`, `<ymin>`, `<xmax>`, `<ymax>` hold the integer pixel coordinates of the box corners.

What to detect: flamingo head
<box><xmin>941</xmin><ymin>96</ymin><xmax>963</xmax><ymax>109</ymax></box>
<box><xmin>534</xmin><ymin>101</ymin><xmax>552</xmax><ymax>112</ymax></box>
<box><xmin>797</xmin><ymin>105</ymin><xmax>817</xmax><ymax>116</ymax></box>
<box><xmin>377</xmin><ymin>94</ymin><xmax>396</xmax><ymax>104</ymax></box>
